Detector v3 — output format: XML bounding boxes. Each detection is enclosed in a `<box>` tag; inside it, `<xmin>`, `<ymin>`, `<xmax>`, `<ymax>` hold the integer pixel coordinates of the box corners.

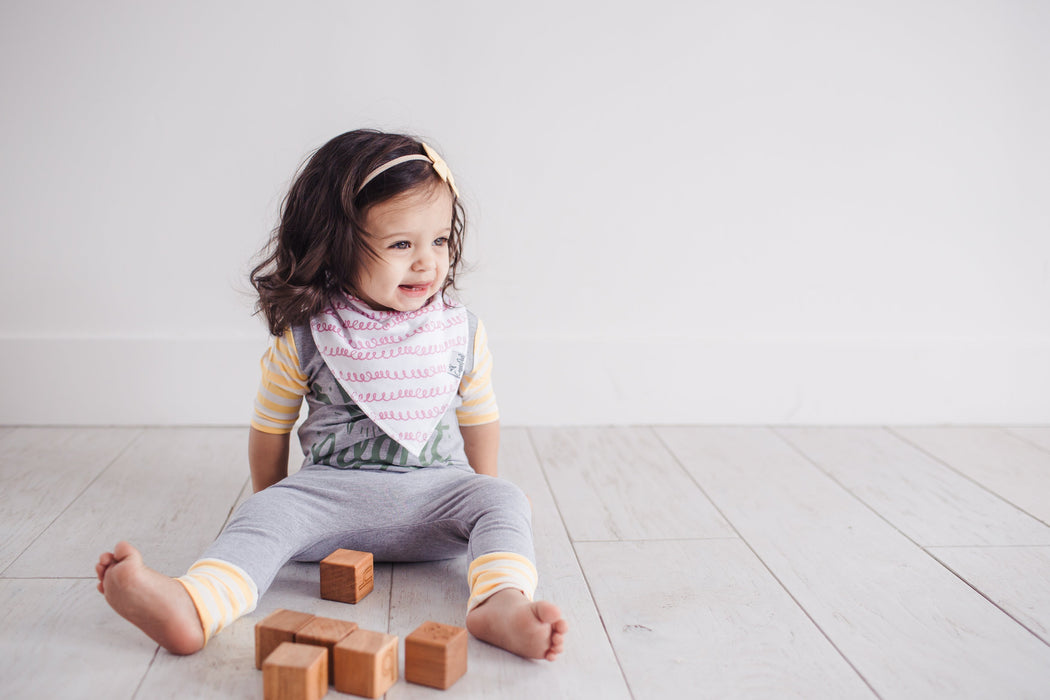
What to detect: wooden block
<box><xmin>256</xmin><ymin>609</ymin><xmax>316</xmax><ymax>670</ymax></box>
<box><xmin>294</xmin><ymin>616</ymin><xmax>358</xmax><ymax>685</ymax></box>
<box><xmin>405</xmin><ymin>621</ymin><xmax>468</xmax><ymax>690</ymax></box>
<box><xmin>320</xmin><ymin>549</ymin><xmax>374</xmax><ymax>604</ymax></box>
<box><xmin>262</xmin><ymin>642</ymin><xmax>328</xmax><ymax>700</ymax></box>
<box><xmin>333</xmin><ymin>628</ymin><xmax>399</xmax><ymax>698</ymax></box>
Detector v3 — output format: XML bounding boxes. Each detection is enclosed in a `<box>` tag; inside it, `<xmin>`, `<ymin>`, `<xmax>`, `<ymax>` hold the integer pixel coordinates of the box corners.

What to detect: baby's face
<box><xmin>353</xmin><ymin>183</ymin><xmax>454</xmax><ymax>312</ymax></box>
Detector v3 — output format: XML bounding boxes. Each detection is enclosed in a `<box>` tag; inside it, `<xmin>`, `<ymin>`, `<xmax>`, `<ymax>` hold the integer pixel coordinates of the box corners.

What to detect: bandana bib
<box><xmin>311</xmin><ymin>294</ymin><xmax>469</xmax><ymax>457</ymax></box>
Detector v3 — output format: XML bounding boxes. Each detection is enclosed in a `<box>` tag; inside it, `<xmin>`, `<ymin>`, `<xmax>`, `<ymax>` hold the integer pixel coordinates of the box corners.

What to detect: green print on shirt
<box><xmin>334</xmin><ymin>433</ymin><xmax>409</xmax><ymax>469</ymax></box>
<box><xmin>425</xmin><ymin>420</ymin><xmax>449</xmax><ymax>464</ymax></box>
<box><xmin>310</xmin><ymin>423</ymin><xmax>451</xmax><ymax>469</ymax></box>
<box><xmin>307</xmin><ymin>375</ymin><xmax>453</xmax><ymax>468</ymax></box>
<box><xmin>310</xmin><ymin>432</ymin><xmax>337</xmax><ymax>464</ymax></box>
<box><xmin>311</xmin><ymin>379</ymin><xmax>354</xmax><ymax>407</ymax></box>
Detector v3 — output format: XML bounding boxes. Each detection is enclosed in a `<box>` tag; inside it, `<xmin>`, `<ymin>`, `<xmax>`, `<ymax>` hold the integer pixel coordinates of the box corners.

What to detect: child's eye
<box><xmin>433</xmin><ymin>237</ymin><xmax>449</xmax><ymax>247</ymax></box>
<box><xmin>389</xmin><ymin>241</ymin><xmax>411</xmax><ymax>250</ymax></box>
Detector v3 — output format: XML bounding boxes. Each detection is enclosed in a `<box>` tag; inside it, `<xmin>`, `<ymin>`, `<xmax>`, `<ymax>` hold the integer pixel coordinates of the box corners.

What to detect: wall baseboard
<box><xmin>492</xmin><ymin>335</ymin><xmax>1050</xmax><ymax>426</ymax></box>
<box><xmin>0</xmin><ymin>336</ymin><xmax>263</xmax><ymax>426</ymax></box>
<box><xmin>2</xmin><ymin>335</ymin><xmax>1047</xmax><ymax>426</ymax></box>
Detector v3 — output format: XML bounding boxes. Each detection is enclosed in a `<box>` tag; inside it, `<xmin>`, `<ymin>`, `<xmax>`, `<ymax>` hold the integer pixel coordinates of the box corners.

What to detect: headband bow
<box><xmin>356</xmin><ymin>142</ymin><xmax>460</xmax><ymax>198</ymax></box>
<box><xmin>422</xmin><ymin>142</ymin><xmax>459</xmax><ymax>198</ymax></box>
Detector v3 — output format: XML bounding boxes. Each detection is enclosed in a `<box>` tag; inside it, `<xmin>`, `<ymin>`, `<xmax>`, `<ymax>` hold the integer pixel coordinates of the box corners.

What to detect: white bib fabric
<box><xmin>310</xmin><ymin>294</ymin><xmax>469</xmax><ymax>457</ymax></box>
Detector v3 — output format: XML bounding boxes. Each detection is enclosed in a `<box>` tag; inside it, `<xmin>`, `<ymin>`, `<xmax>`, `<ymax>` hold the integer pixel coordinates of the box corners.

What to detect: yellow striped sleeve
<box><xmin>456</xmin><ymin>319</ymin><xmax>499</xmax><ymax>426</ymax></box>
<box><xmin>251</xmin><ymin>328</ymin><xmax>309</xmax><ymax>434</ymax></box>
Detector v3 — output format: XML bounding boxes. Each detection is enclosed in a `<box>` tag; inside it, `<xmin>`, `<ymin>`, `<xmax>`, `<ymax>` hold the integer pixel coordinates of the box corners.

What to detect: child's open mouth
<box><xmin>399</xmin><ymin>283</ymin><xmax>431</xmax><ymax>295</ymax></box>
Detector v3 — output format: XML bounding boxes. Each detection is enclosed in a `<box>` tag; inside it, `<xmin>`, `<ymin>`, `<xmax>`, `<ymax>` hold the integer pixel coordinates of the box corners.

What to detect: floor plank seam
<box><xmin>564</xmin><ymin>550</ymin><xmax>637</xmax><ymax>699</ymax></box>
<box><xmin>773</xmin><ymin>428</ymin><xmax>939</xmax><ymax>547</ymax></box>
<box><xmin>130</xmin><ymin>646</ymin><xmax>162</xmax><ymax>700</ymax></box>
<box><xmin>651</xmin><ymin>426</ymin><xmax>885</xmax><ymax>700</ymax></box>
<box><xmin>0</xmin><ymin>576</ymin><xmax>98</xmax><ymax>581</ymax></box>
<box><xmin>215</xmin><ymin>477</ymin><xmax>251</xmax><ymax>537</ymax></box>
<box><xmin>924</xmin><ymin>544</ymin><xmax>1050</xmax><ymax>549</ymax></box>
<box><xmin>524</xmin><ymin>428</ymin><xmax>637</xmax><ymax>700</ymax></box>
<box><xmin>923</xmin><ymin>547</ymin><xmax>1050</xmax><ymax>649</ymax></box>
<box><xmin>885</xmin><ymin>427</ymin><xmax>1050</xmax><ymax>530</ymax></box>
<box><xmin>571</xmin><ymin>536</ymin><xmax>741</xmax><ymax>544</ymax></box>
<box><xmin>0</xmin><ymin>428</ymin><xmax>145</xmax><ymax>578</ymax></box>
<box><xmin>777</xmin><ymin>428</ymin><xmax>1050</xmax><ymax>559</ymax></box>
<box><xmin>386</xmin><ymin>565</ymin><xmax>395</xmax><ymax>636</ymax></box>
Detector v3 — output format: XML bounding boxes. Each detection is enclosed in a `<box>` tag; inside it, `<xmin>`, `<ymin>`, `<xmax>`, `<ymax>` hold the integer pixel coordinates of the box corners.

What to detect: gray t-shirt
<box><xmin>290</xmin><ymin>313</ymin><xmax>478</xmax><ymax>472</ymax></box>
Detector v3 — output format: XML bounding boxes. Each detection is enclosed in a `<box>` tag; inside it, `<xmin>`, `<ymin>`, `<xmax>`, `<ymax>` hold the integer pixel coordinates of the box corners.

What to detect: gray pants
<box><xmin>202</xmin><ymin>462</ymin><xmax>535</xmax><ymax>596</ymax></box>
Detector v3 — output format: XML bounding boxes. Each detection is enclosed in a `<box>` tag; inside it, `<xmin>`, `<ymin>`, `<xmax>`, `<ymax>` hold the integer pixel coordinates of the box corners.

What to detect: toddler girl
<box><xmin>95</xmin><ymin>129</ymin><xmax>567</xmax><ymax>662</ymax></box>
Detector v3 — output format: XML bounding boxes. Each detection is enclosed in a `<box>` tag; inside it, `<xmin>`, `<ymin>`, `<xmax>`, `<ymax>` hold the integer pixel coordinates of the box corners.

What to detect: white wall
<box><xmin>1</xmin><ymin>1</ymin><xmax>1048</xmax><ymax>426</ymax></box>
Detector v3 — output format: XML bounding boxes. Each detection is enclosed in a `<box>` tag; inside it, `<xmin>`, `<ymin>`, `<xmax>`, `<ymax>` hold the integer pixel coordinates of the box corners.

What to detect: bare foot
<box><xmin>465</xmin><ymin>589</ymin><xmax>568</xmax><ymax>661</ymax></box>
<box><xmin>95</xmin><ymin>541</ymin><xmax>205</xmax><ymax>655</ymax></box>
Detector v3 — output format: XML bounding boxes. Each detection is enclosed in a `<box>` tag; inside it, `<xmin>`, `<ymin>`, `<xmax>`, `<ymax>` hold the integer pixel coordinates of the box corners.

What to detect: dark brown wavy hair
<box><xmin>250</xmin><ymin>129</ymin><xmax>466</xmax><ymax>335</ymax></box>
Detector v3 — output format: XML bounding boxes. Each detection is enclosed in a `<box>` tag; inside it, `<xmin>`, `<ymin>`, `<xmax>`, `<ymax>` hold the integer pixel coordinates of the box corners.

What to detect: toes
<box><xmin>529</xmin><ymin>601</ymin><xmax>568</xmax><ymax>662</ymax></box>
<box><xmin>96</xmin><ymin>552</ymin><xmax>117</xmax><ymax>585</ymax></box>
<box><xmin>112</xmin><ymin>541</ymin><xmax>138</xmax><ymax>562</ymax></box>
<box><xmin>532</xmin><ymin>601</ymin><xmax>564</xmax><ymax>625</ymax></box>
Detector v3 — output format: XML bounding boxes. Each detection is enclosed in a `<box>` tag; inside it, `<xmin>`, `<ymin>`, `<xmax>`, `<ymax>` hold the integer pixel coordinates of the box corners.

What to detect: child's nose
<box><xmin>412</xmin><ymin>248</ymin><xmax>436</xmax><ymax>270</ymax></box>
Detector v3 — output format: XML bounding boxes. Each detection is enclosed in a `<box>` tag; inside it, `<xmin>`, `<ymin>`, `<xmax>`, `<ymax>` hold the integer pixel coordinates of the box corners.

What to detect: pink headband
<box><xmin>356</xmin><ymin>142</ymin><xmax>459</xmax><ymax>197</ymax></box>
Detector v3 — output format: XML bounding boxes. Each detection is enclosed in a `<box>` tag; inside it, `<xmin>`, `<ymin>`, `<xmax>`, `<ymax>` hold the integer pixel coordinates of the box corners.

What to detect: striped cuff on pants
<box><xmin>467</xmin><ymin>552</ymin><xmax>538</xmax><ymax>612</ymax></box>
<box><xmin>176</xmin><ymin>558</ymin><xmax>259</xmax><ymax>645</ymax></box>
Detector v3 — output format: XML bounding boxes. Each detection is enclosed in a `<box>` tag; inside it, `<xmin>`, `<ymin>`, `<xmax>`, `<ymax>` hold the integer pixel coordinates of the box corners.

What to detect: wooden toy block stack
<box><xmin>255</xmin><ymin>609</ymin><xmax>315</xmax><ymax>670</ymax></box>
<box><xmin>320</xmin><ymin>548</ymin><xmax>374</xmax><ymax>604</ymax></box>
<box><xmin>405</xmin><ymin>621</ymin><xmax>468</xmax><ymax>690</ymax></box>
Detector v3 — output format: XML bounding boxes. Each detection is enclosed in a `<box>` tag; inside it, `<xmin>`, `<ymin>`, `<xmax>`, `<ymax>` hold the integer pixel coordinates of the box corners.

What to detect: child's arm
<box><xmin>461</xmin><ymin>420</ymin><xmax>500</xmax><ymax>477</ymax></box>
<box><xmin>249</xmin><ymin>426</ymin><xmax>290</xmax><ymax>492</ymax></box>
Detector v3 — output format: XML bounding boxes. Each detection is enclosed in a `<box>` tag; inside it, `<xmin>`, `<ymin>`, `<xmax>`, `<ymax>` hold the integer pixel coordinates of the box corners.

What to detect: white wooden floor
<box><xmin>1</xmin><ymin>426</ymin><xmax>1050</xmax><ymax>699</ymax></box>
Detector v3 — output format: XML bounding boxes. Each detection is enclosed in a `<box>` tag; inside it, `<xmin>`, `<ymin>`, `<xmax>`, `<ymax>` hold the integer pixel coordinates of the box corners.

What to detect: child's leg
<box><xmin>97</xmin><ymin>466</ymin><xmax>566</xmax><ymax>659</ymax></box>
<box><xmin>282</xmin><ymin>467</ymin><xmax>568</xmax><ymax>660</ymax></box>
<box><xmin>346</xmin><ymin>469</ymin><xmax>567</xmax><ymax>660</ymax></box>
<box><xmin>97</xmin><ymin>466</ymin><xmax>384</xmax><ymax>652</ymax></box>
<box><xmin>448</xmin><ymin>475</ymin><xmax>568</xmax><ymax>660</ymax></box>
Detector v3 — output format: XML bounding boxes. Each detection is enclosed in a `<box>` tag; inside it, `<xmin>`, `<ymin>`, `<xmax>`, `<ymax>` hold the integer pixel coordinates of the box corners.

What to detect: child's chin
<box><xmin>397</xmin><ymin>293</ymin><xmax>434</xmax><ymax>310</ymax></box>
<box><xmin>386</xmin><ymin>300</ymin><xmax>423</xmax><ymax>313</ymax></box>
